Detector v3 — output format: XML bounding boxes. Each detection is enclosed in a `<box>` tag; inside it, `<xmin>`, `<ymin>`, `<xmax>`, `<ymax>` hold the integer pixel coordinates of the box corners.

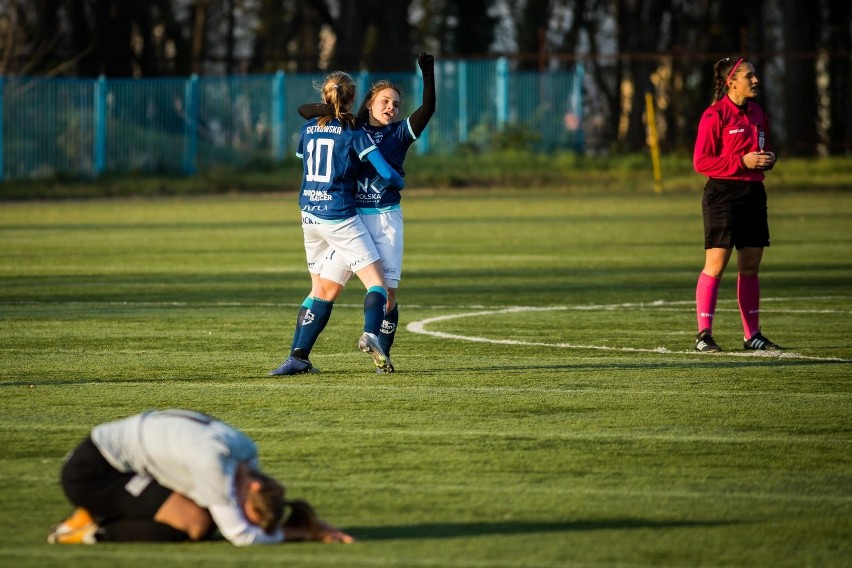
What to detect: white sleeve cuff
<box><xmin>208</xmin><ymin>504</ymin><xmax>284</xmax><ymax>546</ymax></box>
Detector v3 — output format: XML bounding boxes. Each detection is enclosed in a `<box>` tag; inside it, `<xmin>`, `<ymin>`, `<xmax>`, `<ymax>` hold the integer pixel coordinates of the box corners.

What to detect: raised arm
<box><xmin>408</xmin><ymin>52</ymin><xmax>435</xmax><ymax>137</ymax></box>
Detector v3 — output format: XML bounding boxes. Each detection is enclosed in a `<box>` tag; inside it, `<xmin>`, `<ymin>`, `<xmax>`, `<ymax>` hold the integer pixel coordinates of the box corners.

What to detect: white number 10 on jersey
<box><xmin>305</xmin><ymin>138</ymin><xmax>334</xmax><ymax>183</ymax></box>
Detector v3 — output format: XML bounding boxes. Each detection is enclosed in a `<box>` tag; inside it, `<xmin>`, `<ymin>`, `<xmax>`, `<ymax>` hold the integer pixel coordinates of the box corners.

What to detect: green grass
<box><xmin>1</xmin><ymin>187</ymin><xmax>851</xmax><ymax>567</ymax></box>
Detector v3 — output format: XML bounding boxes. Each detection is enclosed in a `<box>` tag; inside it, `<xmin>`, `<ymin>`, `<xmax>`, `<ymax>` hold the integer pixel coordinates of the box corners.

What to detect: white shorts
<box><xmin>302</xmin><ymin>215</ymin><xmax>381</xmax><ymax>275</ymax></box>
<box><xmin>319</xmin><ymin>209</ymin><xmax>403</xmax><ymax>288</ymax></box>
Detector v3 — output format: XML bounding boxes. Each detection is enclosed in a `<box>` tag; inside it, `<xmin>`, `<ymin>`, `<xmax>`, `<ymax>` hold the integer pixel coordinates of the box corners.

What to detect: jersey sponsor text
<box><xmin>303</xmin><ymin>189</ymin><xmax>333</xmax><ymax>201</ymax></box>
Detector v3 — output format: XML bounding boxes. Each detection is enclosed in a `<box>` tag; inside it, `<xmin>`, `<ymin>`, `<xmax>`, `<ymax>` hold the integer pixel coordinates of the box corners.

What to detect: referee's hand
<box><xmin>743</xmin><ymin>151</ymin><xmax>776</xmax><ymax>170</ymax></box>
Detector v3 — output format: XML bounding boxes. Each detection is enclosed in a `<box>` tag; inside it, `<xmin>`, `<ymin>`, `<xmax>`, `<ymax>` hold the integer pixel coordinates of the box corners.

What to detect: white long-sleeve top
<box><xmin>91</xmin><ymin>409</ymin><xmax>284</xmax><ymax>545</ymax></box>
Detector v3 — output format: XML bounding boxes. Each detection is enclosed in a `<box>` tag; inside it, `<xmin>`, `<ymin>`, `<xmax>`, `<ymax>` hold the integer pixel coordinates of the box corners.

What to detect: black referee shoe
<box><xmin>743</xmin><ymin>332</ymin><xmax>782</xmax><ymax>351</ymax></box>
<box><xmin>695</xmin><ymin>329</ymin><xmax>722</xmax><ymax>352</ymax></box>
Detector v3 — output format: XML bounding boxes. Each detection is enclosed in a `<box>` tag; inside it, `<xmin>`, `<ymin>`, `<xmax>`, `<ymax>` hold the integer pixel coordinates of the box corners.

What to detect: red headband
<box><xmin>726</xmin><ymin>58</ymin><xmax>743</xmax><ymax>84</ymax></box>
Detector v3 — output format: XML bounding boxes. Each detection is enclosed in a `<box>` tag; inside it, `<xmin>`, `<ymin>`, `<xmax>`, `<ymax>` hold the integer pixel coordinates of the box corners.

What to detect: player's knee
<box><xmin>317</xmin><ymin>281</ymin><xmax>343</xmax><ymax>299</ymax></box>
<box><xmin>184</xmin><ymin>514</ymin><xmax>213</xmax><ymax>541</ymax></box>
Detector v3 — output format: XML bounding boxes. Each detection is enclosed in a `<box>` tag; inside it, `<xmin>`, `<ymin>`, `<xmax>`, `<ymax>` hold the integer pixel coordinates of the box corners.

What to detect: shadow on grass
<box><xmin>2</xmin><ymin>355</ymin><xmax>849</xmax><ymax>387</ymax></box>
<box><xmin>346</xmin><ymin>518</ymin><xmax>735</xmax><ymax>541</ymax></box>
<box><xmin>445</xmin><ymin>358</ymin><xmax>852</xmax><ymax>374</ymax></box>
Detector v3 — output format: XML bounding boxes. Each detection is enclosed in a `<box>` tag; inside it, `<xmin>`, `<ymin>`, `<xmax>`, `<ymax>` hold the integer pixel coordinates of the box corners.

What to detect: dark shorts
<box><xmin>60</xmin><ymin>437</ymin><xmax>173</xmax><ymax>524</ymax></box>
<box><xmin>702</xmin><ymin>178</ymin><xmax>770</xmax><ymax>249</ymax></box>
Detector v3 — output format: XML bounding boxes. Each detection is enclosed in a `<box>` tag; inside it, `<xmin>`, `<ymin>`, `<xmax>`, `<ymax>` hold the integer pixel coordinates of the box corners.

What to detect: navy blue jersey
<box><xmin>355</xmin><ymin>118</ymin><xmax>417</xmax><ymax>212</ymax></box>
<box><xmin>297</xmin><ymin>118</ymin><xmax>378</xmax><ymax>221</ymax></box>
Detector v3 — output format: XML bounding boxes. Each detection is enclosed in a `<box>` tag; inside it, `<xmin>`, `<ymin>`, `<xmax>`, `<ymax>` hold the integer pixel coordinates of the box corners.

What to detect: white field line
<box><xmin>4</xmin><ymin>297</ymin><xmax>849</xmax><ymax>360</ymax></box>
<box><xmin>406</xmin><ymin>300</ymin><xmax>852</xmax><ymax>362</ymax></box>
<box><xmin>3</xmin><ymin>295</ymin><xmax>851</xmax><ymax>311</ymax></box>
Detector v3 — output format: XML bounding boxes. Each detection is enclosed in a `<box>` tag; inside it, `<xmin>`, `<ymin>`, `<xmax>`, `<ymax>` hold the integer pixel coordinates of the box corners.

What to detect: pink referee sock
<box><xmin>737</xmin><ymin>273</ymin><xmax>761</xmax><ymax>340</ymax></box>
<box><xmin>696</xmin><ymin>272</ymin><xmax>720</xmax><ymax>332</ymax></box>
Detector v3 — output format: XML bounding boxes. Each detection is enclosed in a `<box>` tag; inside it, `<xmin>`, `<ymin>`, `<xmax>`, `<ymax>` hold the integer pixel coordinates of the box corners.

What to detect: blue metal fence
<box><xmin>0</xmin><ymin>59</ymin><xmax>584</xmax><ymax>181</ymax></box>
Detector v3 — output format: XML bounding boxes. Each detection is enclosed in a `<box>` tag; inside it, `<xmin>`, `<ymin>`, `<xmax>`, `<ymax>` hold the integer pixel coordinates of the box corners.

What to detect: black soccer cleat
<box><xmin>743</xmin><ymin>332</ymin><xmax>782</xmax><ymax>351</ymax></box>
<box><xmin>695</xmin><ymin>329</ymin><xmax>722</xmax><ymax>352</ymax></box>
<box><xmin>269</xmin><ymin>355</ymin><xmax>313</xmax><ymax>376</ymax></box>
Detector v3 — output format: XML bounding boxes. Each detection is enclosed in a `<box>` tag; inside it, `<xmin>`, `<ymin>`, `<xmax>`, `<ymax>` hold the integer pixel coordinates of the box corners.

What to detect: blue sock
<box><xmin>290</xmin><ymin>297</ymin><xmax>313</xmax><ymax>352</ymax></box>
<box><xmin>363</xmin><ymin>286</ymin><xmax>387</xmax><ymax>336</ymax></box>
<box><xmin>293</xmin><ymin>298</ymin><xmax>333</xmax><ymax>358</ymax></box>
<box><xmin>379</xmin><ymin>304</ymin><xmax>399</xmax><ymax>355</ymax></box>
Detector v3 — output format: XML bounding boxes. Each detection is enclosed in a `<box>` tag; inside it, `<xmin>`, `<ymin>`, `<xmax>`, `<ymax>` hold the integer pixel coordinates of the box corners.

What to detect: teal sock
<box><xmin>379</xmin><ymin>304</ymin><xmax>399</xmax><ymax>355</ymax></box>
<box><xmin>293</xmin><ymin>298</ymin><xmax>333</xmax><ymax>358</ymax></box>
<box><xmin>290</xmin><ymin>297</ymin><xmax>313</xmax><ymax>352</ymax></box>
<box><xmin>363</xmin><ymin>286</ymin><xmax>387</xmax><ymax>336</ymax></box>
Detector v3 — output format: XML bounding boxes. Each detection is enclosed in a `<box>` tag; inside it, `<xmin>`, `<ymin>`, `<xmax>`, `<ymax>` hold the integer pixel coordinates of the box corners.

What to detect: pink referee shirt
<box><xmin>693</xmin><ymin>95</ymin><xmax>769</xmax><ymax>182</ymax></box>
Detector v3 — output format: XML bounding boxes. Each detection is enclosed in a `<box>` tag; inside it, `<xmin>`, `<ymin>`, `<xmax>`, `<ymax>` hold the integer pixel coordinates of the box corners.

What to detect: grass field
<box><xmin>1</xmin><ymin>187</ymin><xmax>850</xmax><ymax>567</ymax></box>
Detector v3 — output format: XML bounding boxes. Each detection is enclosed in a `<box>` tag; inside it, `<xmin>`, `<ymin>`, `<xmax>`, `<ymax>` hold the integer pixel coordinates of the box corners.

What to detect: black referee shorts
<box><xmin>60</xmin><ymin>437</ymin><xmax>173</xmax><ymax>523</ymax></box>
<box><xmin>702</xmin><ymin>178</ymin><xmax>770</xmax><ymax>249</ymax></box>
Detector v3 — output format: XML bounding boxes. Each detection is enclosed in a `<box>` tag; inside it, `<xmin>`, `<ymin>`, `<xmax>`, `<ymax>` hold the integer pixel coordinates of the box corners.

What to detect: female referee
<box><xmin>692</xmin><ymin>56</ymin><xmax>782</xmax><ymax>353</ymax></box>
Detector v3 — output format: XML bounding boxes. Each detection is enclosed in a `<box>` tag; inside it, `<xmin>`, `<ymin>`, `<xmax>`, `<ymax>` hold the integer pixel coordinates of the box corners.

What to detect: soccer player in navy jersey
<box><xmin>269</xmin><ymin>71</ymin><xmax>406</xmax><ymax>376</ymax></box>
<box><xmin>692</xmin><ymin>57</ymin><xmax>781</xmax><ymax>353</ymax></box>
<box><xmin>48</xmin><ymin>409</ymin><xmax>353</xmax><ymax>545</ymax></box>
<box><xmin>292</xmin><ymin>52</ymin><xmax>436</xmax><ymax>373</ymax></box>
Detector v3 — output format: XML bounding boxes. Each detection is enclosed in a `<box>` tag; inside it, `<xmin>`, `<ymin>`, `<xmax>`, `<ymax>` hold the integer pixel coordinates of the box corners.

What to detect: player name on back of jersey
<box><xmin>305</xmin><ymin>124</ymin><xmax>343</xmax><ymax>135</ymax></box>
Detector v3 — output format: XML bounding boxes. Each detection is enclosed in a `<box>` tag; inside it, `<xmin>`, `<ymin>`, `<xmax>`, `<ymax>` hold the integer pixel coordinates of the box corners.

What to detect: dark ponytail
<box><xmin>712</xmin><ymin>57</ymin><xmax>741</xmax><ymax>103</ymax></box>
<box><xmin>282</xmin><ymin>499</ymin><xmax>322</xmax><ymax>536</ymax></box>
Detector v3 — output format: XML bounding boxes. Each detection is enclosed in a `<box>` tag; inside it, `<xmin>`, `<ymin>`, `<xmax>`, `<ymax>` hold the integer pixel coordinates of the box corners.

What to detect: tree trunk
<box><xmin>451</xmin><ymin>0</ymin><xmax>497</xmax><ymax>55</ymax></box>
<box><xmin>190</xmin><ymin>0</ymin><xmax>209</xmax><ymax>76</ymax></box>
<box><xmin>516</xmin><ymin>0</ymin><xmax>549</xmax><ymax>71</ymax></box>
<box><xmin>620</xmin><ymin>0</ymin><xmax>671</xmax><ymax>152</ymax></box>
<box><xmin>781</xmin><ymin>0</ymin><xmax>819</xmax><ymax>156</ymax></box>
<box><xmin>68</xmin><ymin>0</ymin><xmax>96</xmax><ymax>76</ymax></box>
<box><xmin>367</xmin><ymin>0</ymin><xmax>413</xmax><ymax>72</ymax></box>
<box><xmin>225</xmin><ymin>0</ymin><xmax>235</xmax><ymax>75</ymax></box>
<box><xmin>826</xmin><ymin>0</ymin><xmax>851</xmax><ymax>154</ymax></box>
<box><xmin>586</xmin><ymin>0</ymin><xmax>621</xmax><ymax>149</ymax></box>
<box><xmin>335</xmin><ymin>0</ymin><xmax>372</xmax><ymax>70</ymax></box>
<box><xmin>335</xmin><ymin>0</ymin><xmax>412</xmax><ymax>72</ymax></box>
